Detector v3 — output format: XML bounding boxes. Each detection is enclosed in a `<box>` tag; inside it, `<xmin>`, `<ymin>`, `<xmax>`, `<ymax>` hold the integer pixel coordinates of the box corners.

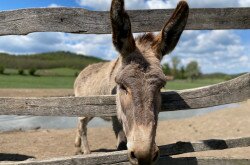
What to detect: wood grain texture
<box><xmin>159</xmin><ymin>136</ymin><xmax>250</xmax><ymax>156</ymax></box>
<box><xmin>1</xmin><ymin>137</ymin><xmax>249</xmax><ymax>165</ymax></box>
<box><xmin>161</xmin><ymin>73</ymin><xmax>250</xmax><ymax>111</ymax></box>
<box><xmin>158</xmin><ymin>158</ymin><xmax>250</xmax><ymax>165</ymax></box>
<box><xmin>0</xmin><ymin>73</ymin><xmax>249</xmax><ymax>117</ymax></box>
<box><xmin>2</xmin><ymin>158</ymin><xmax>250</xmax><ymax>165</ymax></box>
<box><xmin>0</xmin><ymin>7</ymin><xmax>250</xmax><ymax>36</ymax></box>
<box><xmin>0</xmin><ymin>96</ymin><xmax>117</xmax><ymax>117</ymax></box>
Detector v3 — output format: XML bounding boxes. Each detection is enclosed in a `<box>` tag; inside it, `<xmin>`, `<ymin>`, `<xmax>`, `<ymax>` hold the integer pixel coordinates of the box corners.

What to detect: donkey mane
<box><xmin>136</xmin><ymin>33</ymin><xmax>155</xmax><ymax>44</ymax></box>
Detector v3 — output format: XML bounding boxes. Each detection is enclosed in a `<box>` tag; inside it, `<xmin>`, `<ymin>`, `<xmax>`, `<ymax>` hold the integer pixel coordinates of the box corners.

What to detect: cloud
<box><xmin>0</xmin><ymin>32</ymin><xmax>116</xmax><ymax>60</ymax></box>
<box><xmin>0</xmin><ymin>33</ymin><xmax>64</xmax><ymax>54</ymax></box>
<box><xmin>76</xmin><ymin>0</ymin><xmax>111</xmax><ymax>10</ymax></box>
<box><xmin>48</xmin><ymin>3</ymin><xmax>62</xmax><ymax>8</ymax></box>
<box><xmin>76</xmin><ymin>0</ymin><xmax>171</xmax><ymax>10</ymax></box>
<box><xmin>183</xmin><ymin>0</ymin><xmax>239</xmax><ymax>8</ymax></box>
<box><xmin>162</xmin><ymin>30</ymin><xmax>250</xmax><ymax>73</ymax></box>
<box><xmin>239</xmin><ymin>0</ymin><xmax>250</xmax><ymax>7</ymax></box>
<box><xmin>1</xmin><ymin>30</ymin><xmax>248</xmax><ymax>74</ymax></box>
<box><xmin>76</xmin><ymin>0</ymin><xmax>250</xmax><ymax>10</ymax></box>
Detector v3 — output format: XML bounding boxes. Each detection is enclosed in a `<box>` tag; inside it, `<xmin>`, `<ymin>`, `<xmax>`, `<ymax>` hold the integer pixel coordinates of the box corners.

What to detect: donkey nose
<box><xmin>152</xmin><ymin>147</ymin><xmax>160</xmax><ymax>162</ymax></box>
<box><xmin>128</xmin><ymin>151</ymin><xmax>138</xmax><ymax>165</ymax></box>
<box><xmin>128</xmin><ymin>148</ymin><xmax>159</xmax><ymax>165</ymax></box>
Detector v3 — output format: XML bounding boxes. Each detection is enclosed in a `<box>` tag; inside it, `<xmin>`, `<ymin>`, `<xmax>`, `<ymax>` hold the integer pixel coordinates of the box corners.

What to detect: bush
<box><xmin>0</xmin><ymin>66</ymin><xmax>4</xmax><ymax>74</ymax></box>
<box><xmin>74</xmin><ymin>72</ymin><xmax>79</xmax><ymax>77</ymax></box>
<box><xmin>18</xmin><ymin>69</ymin><xmax>24</xmax><ymax>75</ymax></box>
<box><xmin>162</xmin><ymin>63</ymin><xmax>171</xmax><ymax>75</ymax></box>
<box><xmin>224</xmin><ymin>75</ymin><xmax>233</xmax><ymax>81</ymax></box>
<box><xmin>29</xmin><ymin>68</ymin><xmax>36</xmax><ymax>76</ymax></box>
<box><xmin>185</xmin><ymin>61</ymin><xmax>201</xmax><ymax>81</ymax></box>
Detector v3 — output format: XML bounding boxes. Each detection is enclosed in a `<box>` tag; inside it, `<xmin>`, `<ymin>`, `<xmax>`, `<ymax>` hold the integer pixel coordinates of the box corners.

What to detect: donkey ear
<box><xmin>110</xmin><ymin>0</ymin><xmax>136</xmax><ymax>56</ymax></box>
<box><xmin>154</xmin><ymin>1</ymin><xmax>189</xmax><ymax>56</ymax></box>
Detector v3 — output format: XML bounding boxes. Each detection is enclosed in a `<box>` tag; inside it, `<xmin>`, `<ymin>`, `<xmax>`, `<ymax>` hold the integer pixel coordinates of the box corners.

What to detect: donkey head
<box><xmin>110</xmin><ymin>0</ymin><xmax>189</xmax><ymax>164</ymax></box>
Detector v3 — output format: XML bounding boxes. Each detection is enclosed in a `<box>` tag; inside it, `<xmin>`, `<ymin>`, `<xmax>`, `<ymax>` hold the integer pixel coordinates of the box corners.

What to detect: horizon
<box><xmin>0</xmin><ymin>51</ymin><xmax>246</xmax><ymax>75</ymax></box>
<box><xmin>0</xmin><ymin>0</ymin><xmax>249</xmax><ymax>74</ymax></box>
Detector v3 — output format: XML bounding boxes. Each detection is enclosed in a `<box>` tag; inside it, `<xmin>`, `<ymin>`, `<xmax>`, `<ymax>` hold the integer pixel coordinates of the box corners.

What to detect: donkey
<box><xmin>74</xmin><ymin>0</ymin><xmax>189</xmax><ymax>164</ymax></box>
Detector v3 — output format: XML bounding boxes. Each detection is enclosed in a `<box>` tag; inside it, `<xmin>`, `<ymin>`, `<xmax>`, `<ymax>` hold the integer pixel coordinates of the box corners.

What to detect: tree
<box><xmin>171</xmin><ymin>56</ymin><xmax>180</xmax><ymax>78</ymax></box>
<box><xmin>180</xmin><ymin>66</ymin><xmax>186</xmax><ymax>79</ymax></box>
<box><xmin>0</xmin><ymin>66</ymin><xmax>4</xmax><ymax>74</ymax></box>
<box><xmin>29</xmin><ymin>68</ymin><xmax>36</xmax><ymax>76</ymax></box>
<box><xmin>186</xmin><ymin>61</ymin><xmax>201</xmax><ymax>81</ymax></box>
<box><xmin>162</xmin><ymin>63</ymin><xmax>171</xmax><ymax>75</ymax></box>
<box><xmin>18</xmin><ymin>69</ymin><xmax>24</xmax><ymax>75</ymax></box>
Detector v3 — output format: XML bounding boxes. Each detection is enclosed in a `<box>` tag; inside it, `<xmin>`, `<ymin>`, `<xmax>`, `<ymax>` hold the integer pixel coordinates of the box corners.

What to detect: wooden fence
<box><xmin>0</xmin><ymin>6</ymin><xmax>250</xmax><ymax>165</ymax></box>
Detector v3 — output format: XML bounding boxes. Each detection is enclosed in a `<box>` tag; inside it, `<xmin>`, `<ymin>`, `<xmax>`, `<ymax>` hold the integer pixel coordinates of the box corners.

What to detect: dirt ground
<box><xmin>0</xmin><ymin>89</ymin><xmax>249</xmax><ymax>162</ymax></box>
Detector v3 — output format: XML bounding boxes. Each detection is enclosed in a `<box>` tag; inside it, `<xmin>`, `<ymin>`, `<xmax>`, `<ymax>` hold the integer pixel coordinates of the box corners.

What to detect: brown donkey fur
<box><xmin>74</xmin><ymin>0</ymin><xmax>189</xmax><ymax>164</ymax></box>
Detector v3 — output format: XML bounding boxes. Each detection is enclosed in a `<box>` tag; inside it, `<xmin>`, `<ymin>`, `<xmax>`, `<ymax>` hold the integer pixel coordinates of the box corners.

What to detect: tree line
<box><xmin>162</xmin><ymin>56</ymin><xmax>201</xmax><ymax>80</ymax></box>
<box><xmin>0</xmin><ymin>51</ymin><xmax>104</xmax><ymax>75</ymax></box>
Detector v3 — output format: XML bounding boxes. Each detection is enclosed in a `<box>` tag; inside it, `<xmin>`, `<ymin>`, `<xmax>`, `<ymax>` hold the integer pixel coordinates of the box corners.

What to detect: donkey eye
<box><xmin>159</xmin><ymin>84</ymin><xmax>165</xmax><ymax>91</ymax></box>
<box><xmin>120</xmin><ymin>84</ymin><xmax>128</xmax><ymax>94</ymax></box>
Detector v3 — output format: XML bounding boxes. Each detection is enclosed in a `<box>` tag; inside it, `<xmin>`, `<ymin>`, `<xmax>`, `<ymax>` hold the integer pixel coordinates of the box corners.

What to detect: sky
<box><xmin>0</xmin><ymin>0</ymin><xmax>249</xmax><ymax>74</ymax></box>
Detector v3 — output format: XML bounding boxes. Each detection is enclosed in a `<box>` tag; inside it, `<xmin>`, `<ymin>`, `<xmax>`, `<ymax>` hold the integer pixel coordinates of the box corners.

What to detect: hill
<box><xmin>201</xmin><ymin>72</ymin><xmax>246</xmax><ymax>80</ymax></box>
<box><xmin>0</xmin><ymin>51</ymin><xmax>105</xmax><ymax>70</ymax></box>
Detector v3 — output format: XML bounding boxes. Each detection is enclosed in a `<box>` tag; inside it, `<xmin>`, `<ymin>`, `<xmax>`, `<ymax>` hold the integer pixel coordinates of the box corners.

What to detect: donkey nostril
<box><xmin>129</xmin><ymin>151</ymin><xmax>138</xmax><ymax>165</ymax></box>
<box><xmin>130</xmin><ymin>151</ymin><xmax>136</xmax><ymax>159</ymax></box>
<box><xmin>152</xmin><ymin>151</ymin><xmax>159</xmax><ymax>162</ymax></box>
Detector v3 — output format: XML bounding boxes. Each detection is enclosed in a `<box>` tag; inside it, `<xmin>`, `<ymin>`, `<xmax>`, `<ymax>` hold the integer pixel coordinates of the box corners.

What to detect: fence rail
<box><xmin>2</xmin><ymin>158</ymin><xmax>250</xmax><ymax>165</ymax></box>
<box><xmin>0</xmin><ymin>7</ymin><xmax>250</xmax><ymax>36</ymax></box>
<box><xmin>1</xmin><ymin>137</ymin><xmax>249</xmax><ymax>165</ymax></box>
<box><xmin>0</xmin><ymin>73</ymin><xmax>249</xmax><ymax>117</ymax></box>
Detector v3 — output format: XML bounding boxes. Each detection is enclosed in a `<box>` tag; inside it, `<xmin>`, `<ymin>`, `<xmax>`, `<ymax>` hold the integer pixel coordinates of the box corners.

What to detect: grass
<box><xmin>1</xmin><ymin>68</ymin><xmax>78</xmax><ymax>89</ymax></box>
<box><xmin>0</xmin><ymin>68</ymin><xmax>227</xmax><ymax>89</ymax></box>
<box><xmin>165</xmin><ymin>79</ymin><xmax>225</xmax><ymax>90</ymax></box>
<box><xmin>36</xmin><ymin>68</ymin><xmax>80</xmax><ymax>77</ymax></box>
<box><xmin>0</xmin><ymin>72</ymin><xmax>226</xmax><ymax>89</ymax></box>
<box><xmin>4</xmin><ymin>68</ymin><xmax>80</xmax><ymax>77</ymax></box>
<box><xmin>0</xmin><ymin>74</ymin><xmax>75</xmax><ymax>89</ymax></box>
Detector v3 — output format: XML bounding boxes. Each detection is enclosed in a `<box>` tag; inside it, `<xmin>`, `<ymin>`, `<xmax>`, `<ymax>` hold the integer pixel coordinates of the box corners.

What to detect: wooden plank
<box><xmin>0</xmin><ymin>151</ymin><xmax>129</xmax><ymax>165</ymax></box>
<box><xmin>0</xmin><ymin>96</ymin><xmax>117</xmax><ymax>117</ymax></box>
<box><xmin>158</xmin><ymin>158</ymin><xmax>250</xmax><ymax>165</ymax></box>
<box><xmin>161</xmin><ymin>73</ymin><xmax>250</xmax><ymax>111</ymax></box>
<box><xmin>0</xmin><ymin>73</ymin><xmax>249</xmax><ymax>117</ymax></box>
<box><xmin>0</xmin><ymin>7</ymin><xmax>250</xmax><ymax>36</ymax></box>
<box><xmin>0</xmin><ymin>148</ymin><xmax>250</xmax><ymax>165</ymax></box>
<box><xmin>159</xmin><ymin>137</ymin><xmax>250</xmax><ymax>156</ymax></box>
<box><xmin>2</xmin><ymin>157</ymin><xmax>250</xmax><ymax>165</ymax></box>
<box><xmin>1</xmin><ymin>136</ymin><xmax>250</xmax><ymax>165</ymax></box>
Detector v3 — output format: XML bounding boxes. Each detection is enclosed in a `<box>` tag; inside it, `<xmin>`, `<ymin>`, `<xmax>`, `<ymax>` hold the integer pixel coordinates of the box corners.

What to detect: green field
<box><xmin>0</xmin><ymin>51</ymin><xmax>235</xmax><ymax>90</ymax></box>
<box><xmin>0</xmin><ymin>74</ymin><xmax>75</xmax><ymax>89</ymax></box>
<box><xmin>4</xmin><ymin>68</ymin><xmax>79</xmax><ymax>77</ymax></box>
<box><xmin>165</xmin><ymin>79</ymin><xmax>225</xmax><ymax>90</ymax></box>
<box><xmin>0</xmin><ymin>68</ymin><xmax>78</xmax><ymax>89</ymax></box>
<box><xmin>0</xmin><ymin>69</ymin><xmax>226</xmax><ymax>89</ymax></box>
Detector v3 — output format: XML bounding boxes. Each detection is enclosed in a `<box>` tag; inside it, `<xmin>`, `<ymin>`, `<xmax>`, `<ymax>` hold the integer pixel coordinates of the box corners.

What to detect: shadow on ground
<box><xmin>92</xmin><ymin>148</ymin><xmax>117</xmax><ymax>153</ymax></box>
<box><xmin>0</xmin><ymin>153</ymin><xmax>35</xmax><ymax>161</ymax></box>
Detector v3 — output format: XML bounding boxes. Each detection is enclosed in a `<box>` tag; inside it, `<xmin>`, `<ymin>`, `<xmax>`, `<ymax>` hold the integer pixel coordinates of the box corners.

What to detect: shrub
<box><xmin>29</xmin><ymin>68</ymin><xmax>36</xmax><ymax>76</ymax></box>
<box><xmin>185</xmin><ymin>61</ymin><xmax>201</xmax><ymax>81</ymax></box>
<box><xmin>74</xmin><ymin>72</ymin><xmax>79</xmax><ymax>77</ymax></box>
<box><xmin>18</xmin><ymin>69</ymin><xmax>24</xmax><ymax>75</ymax></box>
<box><xmin>0</xmin><ymin>66</ymin><xmax>4</xmax><ymax>74</ymax></box>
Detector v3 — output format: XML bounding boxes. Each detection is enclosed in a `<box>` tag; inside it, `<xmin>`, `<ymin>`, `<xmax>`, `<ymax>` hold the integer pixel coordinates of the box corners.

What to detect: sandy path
<box><xmin>0</xmin><ymin>100</ymin><xmax>249</xmax><ymax>161</ymax></box>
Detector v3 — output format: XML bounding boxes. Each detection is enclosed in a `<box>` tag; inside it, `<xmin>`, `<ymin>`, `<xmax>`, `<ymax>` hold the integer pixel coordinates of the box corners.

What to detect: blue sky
<box><xmin>0</xmin><ymin>0</ymin><xmax>249</xmax><ymax>74</ymax></box>
<box><xmin>0</xmin><ymin>0</ymin><xmax>79</xmax><ymax>10</ymax></box>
